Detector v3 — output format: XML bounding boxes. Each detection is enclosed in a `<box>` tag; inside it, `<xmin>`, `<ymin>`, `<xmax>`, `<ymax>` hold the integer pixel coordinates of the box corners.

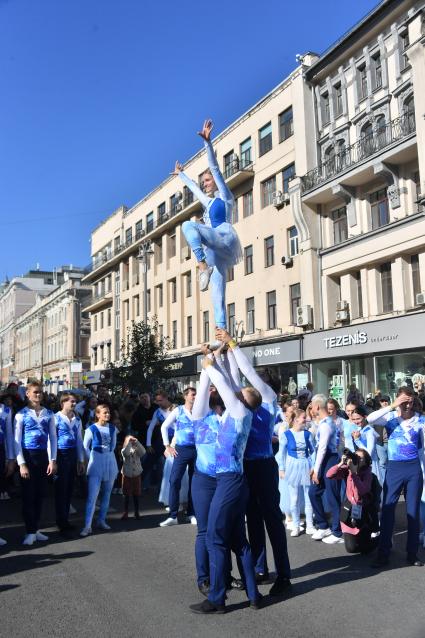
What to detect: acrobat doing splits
<box><xmin>173</xmin><ymin>119</ymin><xmax>242</xmax><ymax>332</ymax></box>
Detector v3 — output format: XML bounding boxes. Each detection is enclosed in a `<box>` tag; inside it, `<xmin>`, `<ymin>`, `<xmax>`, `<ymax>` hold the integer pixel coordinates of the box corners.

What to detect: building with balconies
<box><xmin>290</xmin><ymin>0</ymin><xmax>425</xmax><ymax>401</ymax></box>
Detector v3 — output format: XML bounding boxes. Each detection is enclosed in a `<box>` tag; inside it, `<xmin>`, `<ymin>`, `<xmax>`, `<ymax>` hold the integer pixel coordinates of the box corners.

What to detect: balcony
<box><xmin>223</xmin><ymin>155</ymin><xmax>254</xmax><ymax>188</ymax></box>
<box><xmin>301</xmin><ymin>112</ymin><xmax>416</xmax><ymax>195</ymax></box>
<box><xmin>82</xmin><ymin>290</ymin><xmax>113</xmax><ymax>313</ymax></box>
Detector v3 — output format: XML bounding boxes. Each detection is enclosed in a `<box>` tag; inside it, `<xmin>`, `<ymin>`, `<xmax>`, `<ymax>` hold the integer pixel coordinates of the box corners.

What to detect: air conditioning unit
<box><xmin>336</xmin><ymin>300</ymin><xmax>349</xmax><ymax>312</ymax></box>
<box><xmin>283</xmin><ymin>193</ymin><xmax>290</xmax><ymax>204</ymax></box>
<box><xmin>281</xmin><ymin>255</ymin><xmax>293</xmax><ymax>267</ymax></box>
<box><xmin>296</xmin><ymin>305</ymin><xmax>312</xmax><ymax>327</ymax></box>
<box><xmin>416</xmin><ymin>292</ymin><xmax>425</xmax><ymax>305</ymax></box>
<box><xmin>272</xmin><ymin>191</ymin><xmax>285</xmax><ymax>208</ymax></box>
<box><xmin>181</xmin><ymin>246</ymin><xmax>191</xmax><ymax>260</ymax></box>
<box><xmin>335</xmin><ymin>309</ymin><xmax>349</xmax><ymax>322</ymax></box>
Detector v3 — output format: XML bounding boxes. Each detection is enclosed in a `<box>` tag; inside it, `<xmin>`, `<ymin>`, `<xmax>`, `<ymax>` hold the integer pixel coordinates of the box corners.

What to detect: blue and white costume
<box><xmin>158</xmin><ymin>406</ymin><xmax>190</xmax><ymax>509</ymax></box>
<box><xmin>83</xmin><ymin>423</ymin><xmax>118</xmax><ymax>529</ymax></box>
<box><xmin>278</xmin><ymin>429</ymin><xmax>315</xmax><ymax>530</ymax></box>
<box><xmin>342</xmin><ymin>418</ymin><xmax>360</xmax><ymax>453</ymax></box>
<box><xmin>353</xmin><ymin>424</ymin><xmax>383</xmax><ymax>485</ymax></box>
<box><xmin>14</xmin><ymin>407</ymin><xmax>57</xmax><ymax>535</ymax></box>
<box><xmin>0</xmin><ymin>403</ymin><xmax>14</xmax><ymax>462</ymax></box>
<box><xmin>54</xmin><ymin>411</ymin><xmax>84</xmax><ymax>529</ymax></box>
<box><xmin>143</xmin><ymin>406</ymin><xmax>172</xmax><ymax>491</ymax></box>
<box><xmin>179</xmin><ymin>139</ymin><xmax>242</xmax><ymax>328</ymax></box>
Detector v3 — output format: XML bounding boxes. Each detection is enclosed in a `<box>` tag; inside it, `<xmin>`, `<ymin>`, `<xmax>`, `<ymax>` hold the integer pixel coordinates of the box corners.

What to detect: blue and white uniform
<box><xmin>354</xmin><ymin>424</ymin><xmax>383</xmax><ymax>485</ymax></box>
<box><xmin>54</xmin><ymin>411</ymin><xmax>84</xmax><ymax>529</ymax></box>
<box><xmin>83</xmin><ymin>423</ymin><xmax>118</xmax><ymax>529</ymax></box>
<box><xmin>342</xmin><ymin>419</ymin><xmax>360</xmax><ymax>453</ymax></box>
<box><xmin>278</xmin><ymin>429</ymin><xmax>315</xmax><ymax>529</ymax></box>
<box><xmin>179</xmin><ymin>138</ymin><xmax>242</xmax><ymax>328</ymax></box>
<box><xmin>0</xmin><ymin>403</ymin><xmax>14</xmax><ymax>462</ymax></box>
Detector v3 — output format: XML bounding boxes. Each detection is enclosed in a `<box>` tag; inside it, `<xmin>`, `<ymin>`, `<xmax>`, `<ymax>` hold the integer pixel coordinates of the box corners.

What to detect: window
<box><xmin>157</xmin><ymin>284</ymin><xmax>163</xmax><ymax>308</ymax></box>
<box><xmin>93</xmin><ymin>347</ymin><xmax>97</xmax><ymax>366</ymax></box>
<box><xmin>183</xmin><ymin>185</ymin><xmax>194</xmax><ymax>208</ymax></box>
<box><xmin>100</xmin><ymin>311</ymin><xmax>104</xmax><ymax>329</ymax></box>
<box><xmin>334</xmin><ymin>83</ymin><xmax>343</xmax><ymax>116</ymax></box>
<box><xmin>169</xmin><ymin>235</ymin><xmax>176</xmax><ymax>258</ymax></box>
<box><xmin>264</xmin><ymin>236</ymin><xmax>274</xmax><ymax>267</ymax></box>
<box><xmin>170</xmin><ymin>193</ymin><xmax>181</xmax><ymax>214</ymax></box>
<box><xmin>360</xmin><ymin>122</ymin><xmax>374</xmax><ymax>158</ymax></box>
<box><xmin>231</xmin><ymin>198</ymin><xmax>239</xmax><ymax>225</ymax></box>
<box><xmin>203</xmin><ymin>311</ymin><xmax>210</xmax><ymax>342</ymax></box>
<box><xmin>227</xmin><ymin>267</ymin><xmax>234</xmax><ymax>282</ymax></box>
<box><xmin>279</xmin><ymin>107</ymin><xmax>293</xmax><ymax>141</ymax></box>
<box><xmin>187</xmin><ymin>316</ymin><xmax>192</xmax><ymax>346</ymax></box>
<box><xmin>135</xmin><ymin>220</ymin><xmax>143</xmax><ymax>240</ymax></box>
<box><xmin>372</xmin><ymin>53</ymin><xmax>382</xmax><ymax>89</ymax></box>
<box><xmin>376</xmin><ymin>116</ymin><xmax>386</xmax><ymax>149</ymax></box>
<box><xmin>246</xmin><ymin>297</ymin><xmax>255</xmax><ymax>334</ymax></box>
<box><xmin>400</xmin><ymin>30</ymin><xmax>410</xmax><ymax>70</ymax></box>
<box><xmin>321</xmin><ymin>92</ymin><xmax>330</xmax><ymax>123</ymax></box>
<box><xmin>114</xmin><ymin>236</ymin><xmax>121</xmax><ymax>252</ymax></box>
<box><xmin>146</xmin><ymin>212</ymin><xmax>154</xmax><ymax>232</ymax></box>
<box><xmin>244</xmin><ymin>245</ymin><xmax>253</xmax><ymax>275</ymax></box>
<box><xmin>282</xmin><ymin>163</ymin><xmax>295</xmax><ymax>193</ymax></box>
<box><xmin>172</xmin><ymin>320</ymin><xmax>177</xmax><ymax>349</ymax></box>
<box><xmin>158</xmin><ymin>202</ymin><xmax>166</xmax><ymax>224</ymax></box>
<box><xmin>94</xmin><ymin>314</ymin><xmax>97</xmax><ymax>331</ymax></box>
<box><xmin>290</xmin><ymin>284</ymin><xmax>301</xmax><ymax>325</ymax></box>
<box><xmin>358</xmin><ymin>64</ymin><xmax>368</xmax><ymax>100</ymax></box>
<box><xmin>380</xmin><ymin>262</ymin><xmax>393</xmax><ymax>312</ymax></box>
<box><xmin>331</xmin><ymin>206</ymin><xmax>348</xmax><ymax>244</ymax></box>
<box><xmin>170</xmin><ymin>278</ymin><xmax>177</xmax><ymax>303</ymax></box>
<box><xmin>106</xmin><ymin>342</ymin><xmax>111</xmax><ymax>363</ymax></box>
<box><xmin>155</xmin><ymin>241</ymin><xmax>163</xmax><ymax>264</ymax></box>
<box><xmin>243</xmin><ymin>190</ymin><xmax>253</xmax><ymax>218</ymax></box>
<box><xmin>186</xmin><ymin>272</ymin><xmax>192</xmax><ymax>297</ymax></box>
<box><xmin>134</xmin><ymin>295</ymin><xmax>140</xmax><ymax>317</ymax></box>
<box><xmin>413</xmin><ymin>170</ymin><xmax>423</xmax><ymax>213</ymax></box>
<box><xmin>355</xmin><ymin>271</ymin><xmax>363</xmax><ymax>318</ymax></box>
<box><xmin>411</xmin><ymin>255</ymin><xmax>421</xmax><ymax>301</ymax></box>
<box><xmin>288</xmin><ymin>226</ymin><xmax>299</xmax><ymax>256</ymax></box>
<box><xmin>227</xmin><ymin>303</ymin><xmax>235</xmax><ymax>336</ymax></box>
<box><xmin>124</xmin><ymin>300</ymin><xmax>130</xmax><ymax>320</ymax></box>
<box><xmin>107</xmin><ymin>308</ymin><xmax>112</xmax><ymax>327</ymax></box>
<box><xmin>240</xmin><ymin>138</ymin><xmax>252</xmax><ymax>167</ymax></box>
<box><xmin>261</xmin><ymin>175</ymin><xmax>276</xmax><ymax>208</ymax></box>
<box><xmin>267</xmin><ymin>291</ymin><xmax>277</xmax><ymax>330</ymax></box>
<box><xmin>125</xmin><ymin>228</ymin><xmax>132</xmax><ymax>245</ymax></box>
<box><xmin>158</xmin><ymin>324</ymin><xmax>163</xmax><ymax>340</ymax></box>
<box><xmin>259</xmin><ymin>122</ymin><xmax>272</xmax><ymax>156</ymax></box>
<box><xmin>370</xmin><ymin>188</ymin><xmax>389</xmax><ymax>229</ymax></box>
<box><xmin>224</xmin><ymin>150</ymin><xmax>235</xmax><ymax>178</ymax></box>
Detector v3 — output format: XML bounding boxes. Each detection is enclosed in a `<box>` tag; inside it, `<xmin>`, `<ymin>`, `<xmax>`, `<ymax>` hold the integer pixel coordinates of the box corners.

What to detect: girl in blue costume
<box><xmin>173</xmin><ymin>119</ymin><xmax>242</xmax><ymax>331</ymax></box>
<box><xmin>350</xmin><ymin>405</ymin><xmax>383</xmax><ymax>485</ymax></box>
<box><xmin>80</xmin><ymin>404</ymin><xmax>118</xmax><ymax>537</ymax></box>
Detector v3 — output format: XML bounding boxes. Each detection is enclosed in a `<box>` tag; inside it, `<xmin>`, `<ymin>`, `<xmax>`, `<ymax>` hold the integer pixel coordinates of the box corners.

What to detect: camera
<box><xmin>342</xmin><ymin>448</ymin><xmax>358</xmax><ymax>465</ymax></box>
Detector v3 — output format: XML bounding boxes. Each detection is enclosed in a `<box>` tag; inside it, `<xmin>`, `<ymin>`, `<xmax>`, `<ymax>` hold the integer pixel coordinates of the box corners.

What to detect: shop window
<box><xmin>380</xmin><ymin>262</ymin><xmax>393</xmax><ymax>313</ymax></box>
<box><xmin>331</xmin><ymin>206</ymin><xmax>348</xmax><ymax>244</ymax></box>
<box><xmin>376</xmin><ymin>352</ymin><xmax>425</xmax><ymax>400</ymax></box>
<box><xmin>290</xmin><ymin>283</ymin><xmax>301</xmax><ymax>325</ymax></box>
<box><xmin>370</xmin><ymin>188</ymin><xmax>389</xmax><ymax>230</ymax></box>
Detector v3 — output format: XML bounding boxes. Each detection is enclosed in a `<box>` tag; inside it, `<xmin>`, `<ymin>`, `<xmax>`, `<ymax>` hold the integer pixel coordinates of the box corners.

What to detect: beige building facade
<box><xmin>83</xmin><ymin>0</ymin><xmax>425</xmax><ymax>399</ymax></box>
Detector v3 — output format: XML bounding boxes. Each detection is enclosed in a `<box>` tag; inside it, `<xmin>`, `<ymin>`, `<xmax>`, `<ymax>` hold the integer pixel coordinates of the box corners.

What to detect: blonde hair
<box><xmin>288</xmin><ymin>409</ymin><xmax>305</xmax><ymax>429</ymax></box>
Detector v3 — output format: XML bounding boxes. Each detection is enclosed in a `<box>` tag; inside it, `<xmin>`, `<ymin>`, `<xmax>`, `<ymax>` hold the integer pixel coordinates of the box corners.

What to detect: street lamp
<box><xmin>39</xmin><ymin>314</ymin><xmax>46</xmax><ymax>385</ymax></box>
<box><xmin>137</xmin><ymin>242</ymin><xmax>154</xmax><ymax>325</ymax></box>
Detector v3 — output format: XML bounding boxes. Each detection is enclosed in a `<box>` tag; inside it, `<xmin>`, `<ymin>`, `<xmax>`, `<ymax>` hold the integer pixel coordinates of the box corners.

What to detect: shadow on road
<box><xmin>0</xmin><ymin>551</ymin><xmax>93</xmax><ymax>579</ymax></box>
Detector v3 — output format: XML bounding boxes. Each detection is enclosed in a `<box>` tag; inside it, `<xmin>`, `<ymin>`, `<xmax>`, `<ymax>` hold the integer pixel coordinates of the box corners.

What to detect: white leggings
<box><xmin>287</xmin><ymin>484</ymin><xmax>313</xmax><ymax>528</ymax></box>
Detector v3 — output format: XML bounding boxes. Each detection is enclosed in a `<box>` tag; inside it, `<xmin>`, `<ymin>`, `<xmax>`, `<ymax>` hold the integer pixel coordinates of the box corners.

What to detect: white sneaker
<box><xmin>305</xmin><ymin>526</ymin><xmax>316</xmax><ymax>535</ymax></box>
<box><xmin>285</xmin><ymin>521</ymin><xmax>294</xmax><ymax>531</ymax></box>
<box><xmin>188</xmin><ymin>516</ymin><xmax>197</xmax><ymax>525</ymax></box>
<box><xmin>35</xmin><ymin>531</ymin><xmax>48</xmax><ymax>541</ymax></box>
<box><xmin>0</xmin><ymin>536</ymin><xmax>7</xmax><ymax>546</ymax></box>
<box><xmin>97</xmin><ymin>520</ymin><xmax>111</xmax><ymax>530</ymax></box>
<box><xmin>23</xmin><ymin>533</ymin><xmax>37</xmax><ymax>546</ymax></box>
<box><xmin>165</xmin><ymin>506</ymin><xmax>170</xmax><ymax>512</ymax></box>
<box><xmin>322</xmin><ymin>534</ymin><xmax>344</xmax><ymax>545</ymax></box>
<box><xmin>80</xmin><ymin>527</ymin><xmax>92</xmax><ymax>537</ymax></box>
<box><xmin>311</xmin><ymin>528</ymin><xmax>331</xmax><ymax>541</ymax></box>
<box><xmin>290</xmin><ymin>527</ymin><xmax>300</xmax><ymax>537</ymax></box>
<box><xmin>159</xmin><ymin>517</ymin><xmax>178</xmax><ymax>527</ymax></box>
<box><xmin>112</xmin><ymin>488</ymin><xmax>118</xmax><ymax>495</ymax></box>
<box><xmin>69</xmin><ymin>504</ymin><xmax>77</xmax><ymax>514</ymax></box>
<box><xmin>199</xmin><ymin>267</ymin><xmax>213</xmax><ymax>292</ymax></box>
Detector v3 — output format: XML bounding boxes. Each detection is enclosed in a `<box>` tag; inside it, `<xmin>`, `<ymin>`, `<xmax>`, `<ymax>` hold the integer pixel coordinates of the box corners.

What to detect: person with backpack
<box><xmin>327</xmin><ymin>448</ymin><xmax>380</xmax><ymax>554</ymax></box>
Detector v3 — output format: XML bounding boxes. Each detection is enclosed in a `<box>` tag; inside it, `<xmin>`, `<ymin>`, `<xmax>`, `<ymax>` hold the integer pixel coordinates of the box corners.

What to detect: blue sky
<box><xmin>0</xmin><ymin>0</ymin><xmax>379</xmax><ymax>279</ymax></box>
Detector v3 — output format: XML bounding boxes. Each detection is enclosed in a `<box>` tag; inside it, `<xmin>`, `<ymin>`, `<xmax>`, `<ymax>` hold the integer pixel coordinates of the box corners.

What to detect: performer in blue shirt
<box><xmin>159</xmin><ymin>387</ymin><xmax>197</xmax><ymax>527</ymax></box>
<box><xmin>54</xmin><ymin>392</ymin><xmax>85</xmax><ymax>534</ymax></box>
<box><xmin>14</xmin><ymin>381</ymin><xmax>57</xmax><ymax>545</ymax></box>
<box><xmin>368</xmin><ymin>388</ymin><xmax>425</xmax><ymax>567</ymax></box>
<box><xmin>173</xmin><ymin>119</ymin><xmax>241</xmax><ymax>330</ymax></box>
<box><xmin>190</xmin><ymin>349</ymin><xmax>261</xmax><ymax>614</ymax></box>
<box><xmin>143</xmin><ymin>390</ymin><xmax>174</xmax><ymax>490</ymax></box>
<box><xmin>0</xmin><ymin>400</ymin><xmax>16</xmax><ymax>545</ymax></box>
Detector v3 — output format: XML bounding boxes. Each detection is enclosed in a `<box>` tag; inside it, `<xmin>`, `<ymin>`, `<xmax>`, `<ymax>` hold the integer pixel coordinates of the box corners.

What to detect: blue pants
<box><xmin>21</xmin><ymin>449</ymin><xmax>49</xmax><ymax>534</ymax></box>
<box><xmin>55</xmin><ymin>448</ymin><xmax>77</xmax><ymax>528</ymax></box>
<box><xmin>85</xmin><ymin>475</ymin><xmax>114</xmax><ymax>528</ymax></box>
<box><xmin>379</xmin><ymin>459</ymin><xmax>422</xmax><ymax>558</ymax></box>
<box><xmin>376</xmin><ymin>443</ymin><xmax>388</xmax><ymax>482</ymax></box>
<box><xmin>182</xmin><ymin>220</ymin><xmax>227</xmax><ymax>328</ymax></box>
<box><xmin>244</xmin><ymin>457</ymin><xmax>291</xmax><ymax>578</ymax></box>
<box><xmin>206</xmin><ymin>472</ymin><xmax>259</xmax><ymax>605</ymax></box>
<box><xmin>309</xmin><ymin>453</ymin><xmax>342</xmax><ymax>537</ymax></box>
<box><xmin>192</xmin><ymin>471</ymin><xmax>217</xmax><ymax>586</ymax></box>
<box><xmin>169</xmin><ymin>444</ymin><xmax>196</xmax><ymax>519</ymax></box>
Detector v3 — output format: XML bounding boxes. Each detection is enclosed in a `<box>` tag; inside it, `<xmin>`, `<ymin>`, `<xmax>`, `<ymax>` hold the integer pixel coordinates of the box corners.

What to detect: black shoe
<box><xmin>407</xmin><ymin>554</ymin><xmax>424</xmax><ymax>566</ymax></box>
<box><xmin>250</xmin><ymin>593</ymin><xmax>264</xmax><ymax>610</ymax></box>
<box><xmin>198</xmin><ymin>581</ymin><xmax>210</xmax><ymax>597</ymax></box>
<box><xmin>370</xmin><ymin>554</ymin><xmax>389</xmax><ymax>568</ymax></box>
<box><xmin>190</xmin><ymin>600</ymin><xmax>225</xmax><ymax>614</ymax></box>
<box><xmin>255</xmin><ymin>572</ymin><xmax>269</xmax><ymax>584</ymax></box>
<box><xmin>269</xmin><ymin>576</ymin><xmax>292</xmax><ymax>596</ymax></box>
<box><xmin>229</xmin><ymin>576</ymin><xmax>245</xmax><ymax>590</ymax></box>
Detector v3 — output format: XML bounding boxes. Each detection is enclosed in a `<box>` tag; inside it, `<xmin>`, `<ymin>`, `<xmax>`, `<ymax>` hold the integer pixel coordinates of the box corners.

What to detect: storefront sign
<box><xmin>303</xmin><ymin>312</ymin><xmax>425</xmax><ymax>360</ymax></box>
<box><xmin>163</xmin><ymin>354</ymin><xmax>197</xmax><ymax>378</ymax></box>
<box><xmin>196</xmin><ymin>338</ymin><xmax>300</xmax><ymax>372</ymax></box>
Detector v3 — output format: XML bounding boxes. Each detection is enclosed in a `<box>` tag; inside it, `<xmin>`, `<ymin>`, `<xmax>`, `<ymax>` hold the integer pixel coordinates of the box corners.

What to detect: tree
<box><xmin>108</xmin><ymin>318</ymin><xmax>171</xmax><ymax>395</ymax></box>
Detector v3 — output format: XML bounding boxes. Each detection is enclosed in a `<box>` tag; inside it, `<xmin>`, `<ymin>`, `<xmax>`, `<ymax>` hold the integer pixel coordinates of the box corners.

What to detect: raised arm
<box><xmin>223</xmin><ymin>348</ymin><xmax>242</xmax><ymax>393</ymax></box>
<box><xmin>366</xmin><ymin>405</ymin><xmax>394</xmax><ymax>426</ymax></box>
<box><xmin>146</xmin><ymin>411</ymin><xmax>160</xmax><ymax>447</ymax></box>
<box><xmin>178</xmin><ymin>170</ymin><xmax>210</xmax><ymax>208</ymax></box>
<box><xmin>160</xmin><ymin>408</ymin><xmax>179</xmax><ymax>447</ymax></box>
<box><xmin>192</xmin><ymin>368</ymin><xmax>212</xmax><ymax>420</ymax></box>
<box><xmin>199</xmin><ymin>120</ymin><xmax>233</xmax><ymax>205</ymax></box>
<box><xmin>14</xmin><ymin>412</ymin><xmax>25</xmax><ymax>466</ymax></box>
<box><xmin>204</xmin><ymin>360</ymin><xmax>247</xmax><ymax>420</ymax></box>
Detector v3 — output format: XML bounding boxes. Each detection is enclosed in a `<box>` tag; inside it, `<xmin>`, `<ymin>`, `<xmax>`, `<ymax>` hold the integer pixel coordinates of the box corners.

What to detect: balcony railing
<box><xmin>301</xmin><ymin>112</ymin><xmax>416</xmax><ymax>194</ymax></box>
<box><xmin>223</xmin><ymin>155</ymin><xmax>253</xmax><ymax>179</ymax></box>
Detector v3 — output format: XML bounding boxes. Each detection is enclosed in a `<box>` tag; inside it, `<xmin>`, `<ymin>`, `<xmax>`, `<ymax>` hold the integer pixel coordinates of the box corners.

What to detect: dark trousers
<box><xmin>309</xmin><ymin>452</ymin><xmax>342</xmax><ymax>537</ymax></box>
<box><xmin>192</xmin><ymin>470</ymin><xmax>217</xmax><ymax>586</ymax></box>
<box><xmin>244</xmin><ymin>456</ymin><xmax>291</xmax><ymax>578</ymax></box>
<box><xmin>55</xmin><ymin>448</ymin><xmax>77</xmax><ymax>528</ymax></box>
<box><xmin>206</xmin><ymin>472</ymin><xmax>259</xmax><ymax>606</ymax></box>
<box><xmin>169</xmin><ymin>444</ymin><xmax>196</xmax><ymax>519</ymax></box>
<box><xmin>0</xmin><ymin>443</ymin><xmax>6</xmax><ymax>493</ymax></box>
<box><xmin>379</xmin><ymin>458</ymin><xmax>422</xmax><ymax>558</ymax></box>
<box><xmin>21</xmin><ymin>449</ymin><xmax>49</xmax><ymax>534</ymax></box>
<box><xmin>344</xmin><ymin>529</ymin><xmax>378</xmax><ymax>554</ymax></box>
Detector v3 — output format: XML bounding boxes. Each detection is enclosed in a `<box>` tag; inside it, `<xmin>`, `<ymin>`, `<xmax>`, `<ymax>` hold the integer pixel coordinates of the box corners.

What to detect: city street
<box><xmin>0</xmin><ymin>489</ymin><xmax>423</xmax><ymax>638</ymax></box>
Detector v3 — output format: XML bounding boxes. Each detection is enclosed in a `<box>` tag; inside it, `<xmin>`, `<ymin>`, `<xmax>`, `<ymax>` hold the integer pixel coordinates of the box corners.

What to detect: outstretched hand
<box><xmin>171</xmin><ymin>160</ymin><xmax>183</xmax><ymax>176</ymax></box>
<box><xmin>198</xmin><ymin>119</ymin><xmax>213</xmax><ymax>142</ymax></box>
<box><xmin>215</xmin><ymin>328</ymin><xmax>232</xmax><ymax>344</ymax></box>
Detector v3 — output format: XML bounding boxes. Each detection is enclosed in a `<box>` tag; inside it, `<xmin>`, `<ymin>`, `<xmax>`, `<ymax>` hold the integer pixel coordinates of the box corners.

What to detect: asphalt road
<box><xmin>1</xmin><ymin>488</ymin><xmax>424</xmax><ymax>638</ymax></box>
